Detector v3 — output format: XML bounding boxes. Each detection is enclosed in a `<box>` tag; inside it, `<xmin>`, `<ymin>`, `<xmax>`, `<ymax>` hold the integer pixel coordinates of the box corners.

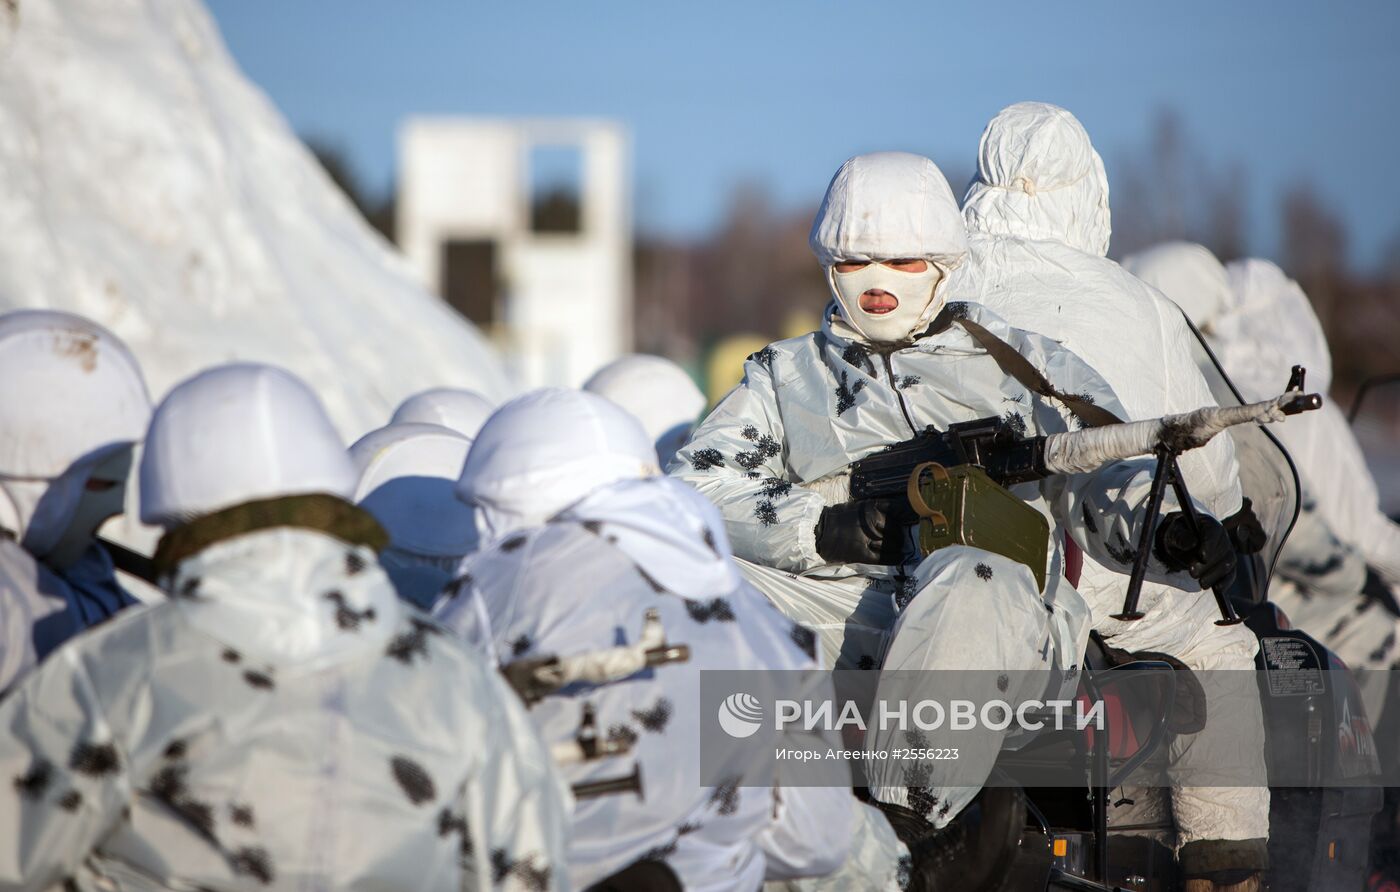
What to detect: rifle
<box><xmin>500</xmin><ymin>607</ymin><xmax>691</xmax><ymax>706</ymax></box>
<box><xmin>847</xmin><ymin>368</ymin><xmax>1322</xmax><ymax>623</ymax></box>
<box><xmin>552</xmin><ymin>701</ymin><xmax>647</xmax><ymax>802</ymax></box>
<box><xmin>100</xmin><ymin>537</ymin><xmax>157</xmax><ymax>582</ymax></box>
<box><xmin>502</xmin><ymin>610</ymin><xmax>691</xmax><ymax>804</ymax></box>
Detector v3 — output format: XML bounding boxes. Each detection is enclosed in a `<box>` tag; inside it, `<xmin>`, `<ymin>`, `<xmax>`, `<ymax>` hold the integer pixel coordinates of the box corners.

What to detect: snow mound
<box><xmin>0</xmin><ymin>0</ymin><xmax>514</xmax><ymax>441</ymax></box>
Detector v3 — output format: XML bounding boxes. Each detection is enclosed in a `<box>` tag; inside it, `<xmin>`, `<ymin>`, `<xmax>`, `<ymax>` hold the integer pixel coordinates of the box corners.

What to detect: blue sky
<box><xmin>207</xmin><ymin>0</ymin><xmax>1400</xmax><ymax>269</ymax></box>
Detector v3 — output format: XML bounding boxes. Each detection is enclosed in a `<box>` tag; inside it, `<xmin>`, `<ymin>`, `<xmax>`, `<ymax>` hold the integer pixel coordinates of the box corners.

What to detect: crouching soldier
<box><xmin>436</xmin><ymin>389</ymin><xmax>910</xmax><ymax>891</ymax></box>
<box><xmin>0</xmin><ymin>310</ymin><xmax>152</xmax><ymax>692</ymax></box>
<box><xmin>0</xmin><ymin>363</ymin><xmax>568</xmax><ymax>891</ymax></box>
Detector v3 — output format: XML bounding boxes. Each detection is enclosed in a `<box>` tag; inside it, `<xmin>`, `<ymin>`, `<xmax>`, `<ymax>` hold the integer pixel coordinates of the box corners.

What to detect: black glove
<box><xmin>1154</xmin><ymin>511</ymin><xmax>1237</xmax><ymax>590</ymax></box>
<box><xmin>815</xmin><ymin>498</ymin><xmax>914</xmax><ymax>565</ymax></box>
<box><xmin>1222</xmin><ymin>497</ymin><xmax>1267</xmax><ymax>555</ymax></box>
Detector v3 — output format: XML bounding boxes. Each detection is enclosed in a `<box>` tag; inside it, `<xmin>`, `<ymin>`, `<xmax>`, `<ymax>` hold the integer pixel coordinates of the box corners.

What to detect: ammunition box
<box><xmin>908</xmin><ymin>462</ymin><xmax>1050</xmax><ymax>591</ymax></box>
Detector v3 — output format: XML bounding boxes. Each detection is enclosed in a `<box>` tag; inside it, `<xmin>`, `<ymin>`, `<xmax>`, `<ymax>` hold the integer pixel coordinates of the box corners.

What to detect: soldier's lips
<box><xmin>860</xmin><ymin>292</ymin><xmax>898</xmax><ymax>315</ymax></box>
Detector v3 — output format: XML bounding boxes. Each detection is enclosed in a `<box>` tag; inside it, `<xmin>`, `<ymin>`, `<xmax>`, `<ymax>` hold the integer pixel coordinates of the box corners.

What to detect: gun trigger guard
<box><xmin>906</xmin><ymin>461</ymin><xmax>948</xmax><ymax>519</ymax></box>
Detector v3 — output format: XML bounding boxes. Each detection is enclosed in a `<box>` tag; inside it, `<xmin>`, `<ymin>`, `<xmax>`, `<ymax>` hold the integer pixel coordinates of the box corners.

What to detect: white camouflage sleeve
<box><xmin>0</xmin><ymin>647</ymin><xmax>130</xmax><ymax>888</ymax></box>
<box><xmin>670</xmin><ymin>354</ymin><xmax>826</xmax><ymax>574</ymax></box>
<box><xmin>457</xmin><ymin>667</ymin><xmax>571</xmax><ymax>892</ymax></box>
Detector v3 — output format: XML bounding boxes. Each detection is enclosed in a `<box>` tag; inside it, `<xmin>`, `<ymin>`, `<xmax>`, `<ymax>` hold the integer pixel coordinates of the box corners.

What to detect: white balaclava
<box><xmin>0</xmin><ymin>310</ymin><xmax>151</xmax><ymax>560</ymax></box>
<box><xmin>390</xmin><ymin>387</ymin><xmax>494</xmax><ymax>440</ymax></box>
<box><xmin>1121</xmin><ymin>241</ymin><xmax>1233</xmax><ymax>334</ymax></box>
<box><xmin>582</xmin><ymin>355</ymin><xmax>707</xmax><ymax>466</ymax></box>
<box><xmin>810</xmin><ymin>151</ymin><xmax>969</xmax><ymax>344</ymax></box>
<box><xmin>349</xmin><ymin>422</ymin><xmax>475</xmax><ymax>608</ymax></box>
<box><xmin>456</xmin><ymin>388</ymin><xmax>660</xmax><ymax>543</ymax></box>
<box><xmin>140</xmin><ymin>363</ymin><xmax>356</xmax><ymax>527</ymax></box>
<box><xmin>962</xmin><ymin>101</ymin><xmax>1112</xmax><ymax>257</ymax></box>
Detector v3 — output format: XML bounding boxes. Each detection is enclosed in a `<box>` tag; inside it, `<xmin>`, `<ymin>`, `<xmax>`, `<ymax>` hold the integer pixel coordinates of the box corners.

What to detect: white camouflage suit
<box><xmin>436</xmin><ymin>389</ymin><xmax>908</xmax><ymax>892</ymax></box>
<box><xmin>1131</xmin><ymin>244</ymin><xmax>1400</xmax><ymax>717</ymax></box>
<box><xmin>672</xmin><ymin>152</ymin><xmax>1197</xmax><ymax>831</ymax></box>
<box><xmin>963</xmin><ymin>103</ymin><xmax>1269</xmax><ymax>857</ymax></box>
<box><xmin>1221</xmin><ymin>256</ymin><xmax>1400</xmax><ymax>688</ymax></box>
<box><xmin>0</xmin><ymin>364</ymin><xmax>569</xmax><ymax>891</ymax></box>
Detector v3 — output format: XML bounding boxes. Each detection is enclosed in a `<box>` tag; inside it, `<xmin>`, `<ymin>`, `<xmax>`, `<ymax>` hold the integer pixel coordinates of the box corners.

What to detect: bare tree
<box><xmin>1110</xmin><ymin>108</ymin><xmax>1249</xmax><ymax>263</ymax></box>
<box><xmin>1281</xmin><ymin>182</ymin><xmax>1347</xmax><ymax>335</ymax></box>
<box><xmin>1205</xmin><ymin>161</ymin><xmax>1249</xmax><ymax>264</ymax></box>
<box><xmin>303</xmin><ymin>135</ymin><xmax>396</xmax><ymax>243</ymax></box>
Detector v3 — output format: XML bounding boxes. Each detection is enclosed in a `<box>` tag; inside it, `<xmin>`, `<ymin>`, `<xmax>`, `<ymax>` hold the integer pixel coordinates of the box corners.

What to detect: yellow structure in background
<box><xmin>704</xmin><ymin>334</ymin><xmax>770</xmax><ymax>406</ymax></box>
<box><xmin>703</xmin><ymin>310</ymin><xmax>822</xmax><ymax>407</ymax></box>
<box><xmin>781</xmin><ymin>308</ymin><xmax>821</xmax><ymax>341</ymax></box>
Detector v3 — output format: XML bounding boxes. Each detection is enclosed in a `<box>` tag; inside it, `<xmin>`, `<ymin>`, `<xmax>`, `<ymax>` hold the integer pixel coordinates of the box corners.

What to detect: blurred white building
<box><xmin>397</xmin><ymin>118</ymin><xmax>632</xmax><ymax>388</ymax></box>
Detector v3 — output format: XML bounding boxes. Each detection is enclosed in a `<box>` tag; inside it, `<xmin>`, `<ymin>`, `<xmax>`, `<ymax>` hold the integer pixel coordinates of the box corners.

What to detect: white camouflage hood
<box><xmin>809</xmin><ymin>152</ymin><xmax>969</xmax><ymax>343</ymax></box>
<box><xmin>555</xmin><ymin>475</ymin><xmax>743</xmax><ymax>599</ymax></box>
<box><xmin>351</xmin><ymin>422</ymin><xmax>475</xmax><ymax>559</ymax></box>
<box><xmin>1121</xmin><ymin>241</ymin><xmax>1233</xmax><ymax>334</ymax></box>
<box><xmin>351</xmin><ymin>421</ymin><xmax>475</xmax><ymax>609</ymax></box>
<box><xmin>963</xmin><ymin>102</ymin><xmax>1112</xmax><ymax>257</ymax></box>
<box><xmin>457</xmin><ymin>388</ymin><xmax>660</xmax><ymax>543</ymax></box>
<box><xmin>1218</xmin><ymin>257</ymin><xmax>1332</xmax><ymax>398</ymax></box>
<box><xmin>139</xmin><ymin>363</ymin><xmax>394</xmax><ymax>664</ymax></box>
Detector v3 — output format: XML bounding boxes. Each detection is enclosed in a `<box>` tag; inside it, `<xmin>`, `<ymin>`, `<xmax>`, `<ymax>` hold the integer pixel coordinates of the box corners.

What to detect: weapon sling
<box><xmin>953</xmin><ymin>317</ymin><xmax>1122</xmax><ymax>429</ymax></box>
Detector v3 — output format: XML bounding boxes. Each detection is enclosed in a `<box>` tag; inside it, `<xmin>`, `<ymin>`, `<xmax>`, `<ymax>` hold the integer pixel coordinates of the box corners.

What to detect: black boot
<box><xmin>874</xmin><ymin>788</ymin><xmax>1028</xmax><ymax>892</ymax></box>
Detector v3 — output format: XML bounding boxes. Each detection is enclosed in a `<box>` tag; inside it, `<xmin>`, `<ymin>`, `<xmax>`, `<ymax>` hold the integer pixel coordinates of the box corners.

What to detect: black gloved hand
<box><xmin>1154</xmin><ymin>511</ymin><xmax>1237</xmax><ymax>590</ymax></box>
<box><xmin>1222</xmin><ymin>497</ymin><xmax>1267</xmax><ymax>555</ymax></box>
<box><xmin>815</xmin><ymin>498</ymin><xmax>914</xmax><ymax>565</ymax></box>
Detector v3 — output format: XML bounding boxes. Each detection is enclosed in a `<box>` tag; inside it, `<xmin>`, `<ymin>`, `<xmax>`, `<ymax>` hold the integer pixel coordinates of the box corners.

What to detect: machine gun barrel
<box><xmin>1042</xmin><ymin>389</ymin><xmax>1322</xmax><ymax>476</ymax></box>
<box><xmin>100</xmin><ymin>537</ymin><xmax>157</xmax><ymax>582</ymax></box>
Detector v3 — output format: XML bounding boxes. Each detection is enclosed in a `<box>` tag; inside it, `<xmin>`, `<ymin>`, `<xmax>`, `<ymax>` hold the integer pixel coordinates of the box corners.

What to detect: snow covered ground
<box><xmin>0</xmin><ymin>0</ymin><xmax>514</xmax><ymax>444</ymax></box>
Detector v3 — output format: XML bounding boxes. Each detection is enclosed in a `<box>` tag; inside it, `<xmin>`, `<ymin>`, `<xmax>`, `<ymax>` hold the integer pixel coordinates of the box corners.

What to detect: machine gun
<box><xmin>852</xmin><ymin>368</ymin><xmax>1321</xmax><ymax>498</ymax></box>
<box><xmin>850</xmin><ymin>415</ymin><xmax>1050</xmax><ymax>499</ymax></box>
<box><xmin>846</xmin><ymin>368</ymin><xmax>1323</xmax><ymax>623</ymax></box>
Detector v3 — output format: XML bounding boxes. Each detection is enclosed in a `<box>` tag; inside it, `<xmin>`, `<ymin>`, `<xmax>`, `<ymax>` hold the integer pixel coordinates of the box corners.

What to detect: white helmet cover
<box><xmin>350</xmin><ymin>422</ymin><xmax>474</xmax><ymax>558</ymax></box>
<box><xmin>140</xmin><ymin>363</ymin><xmax>356</xmax><ymax>526</ymax></box>
<box><xmin>0</xmin><ymin>310</ymin><xmax>150</xmax><ymax>478</ymax></box>
<box><xmin>582</xmin><ymin>355</ymin><xmax>707</xmax><ymax>463</ymax></box>
<box><xmin>0</xmin><ymin>310</ymin><xmax>150</xmax><ymax>548</ymax></box>
<box><xmin>963</xmin><ymin>102</ymin><xmax>1112</xmax><ymax>257</ymax></box>
<box><xmin>457</xmin><ymin>388</ymin><xmax>659</xmax><ymax>541</ymax></box>
<box><xmin>390</xmin><ymin>388</ymin><xmax>494</xmax><ymax>440</ymax></box>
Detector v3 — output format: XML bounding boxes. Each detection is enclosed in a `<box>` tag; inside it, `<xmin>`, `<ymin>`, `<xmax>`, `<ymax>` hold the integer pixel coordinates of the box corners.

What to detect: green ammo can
<box><xmin>906</xmin><ymin>461</ymin><xmax>1051</xmax><ymax>592</ymax></box>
